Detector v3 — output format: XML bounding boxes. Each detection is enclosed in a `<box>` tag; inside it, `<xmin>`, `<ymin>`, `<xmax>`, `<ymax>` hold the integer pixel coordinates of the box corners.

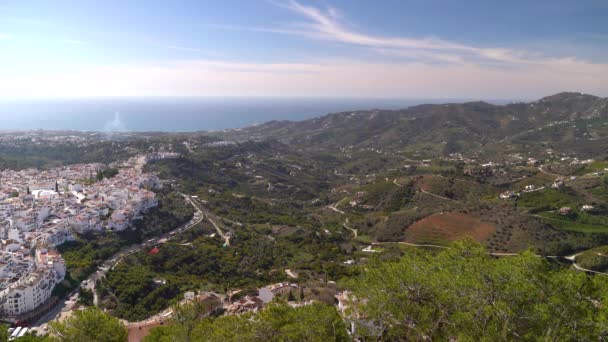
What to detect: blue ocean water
<box><xmin>0</xmin><ymin>97</ymin><xmax>508</xmax><ymax>132</ymax></box>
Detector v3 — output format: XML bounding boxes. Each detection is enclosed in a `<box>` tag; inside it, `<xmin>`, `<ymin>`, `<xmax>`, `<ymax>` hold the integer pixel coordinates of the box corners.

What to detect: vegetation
<box><xmin>346</xmin><ymin>240</ymin><xmax>608</xmax><ymax>340</ymax></box>
<box><xmin>6</xmin><ymin>93</ymin><xmax>608</xmax><ymax>339</ymax></box>
<box><xmin>0</xmin><ymin>141</ymin><xmax>135</xmax><ymax>170</ymax></box>
<box><xmin>58</xmin><ymin>241</ymin><xmax>608</xmax><ymax>341</ymax></box>
<box><xmin>0</xmin><ymin>325</ymin><xmax>7</xmax><ymax>342</ymax></box>
<box><xmin>576</xmin><ymin>245</ymin><xmax>608</xmax><ymax>272</ymax></box>
<box><xmin>57</xmin><ymin>191</ymin><xmax>193</xmax><ymax>283</ymax></box>
<box><xmin>127</xmin><ymin>190</ymin><xmax>195</xmax><ymax>241</ymax></box>
<box><xmin>99</xmin><ymin>222</ymin><xmax>355</xmax><ymax>321</ymax></box>
<box><xmin>144</xmin><ymin>301</ymin><xmax>349</xmax><ymax>342</ymax></box>
<box><xmin>0</xmin><ymin>132</ymin><xmax>216</xmax><ymax>170</ymax></box>
<box><xmin>0</xmin><ymin>325</ymin><xmax>46</xmax><ymax>342</ymax></box>
<box><xmin>57</xmin><ymin>231</ymin><xmax>123</xmax><ymax>282</ymax></box>
<box><xmin>516</xmin><ymin>187</ymin><xmax>581</xmax><ymax>213</ymax></box>
<box><xmin>97</xmin><ymin>264</ymin><xmax>180</xmax><ymax>321</ymax></box>
<box><xmin>48</xmin><ymin>307</ymin><xmax>127</xmax><ymax>342</ymax></box>
<box><xmin>78</xmin><ymin>288</ymin><xmax>94</xmax><ymax>307</ymax></box>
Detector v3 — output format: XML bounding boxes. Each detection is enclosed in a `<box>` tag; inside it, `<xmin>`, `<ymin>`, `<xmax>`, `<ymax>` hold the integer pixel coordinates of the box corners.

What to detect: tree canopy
<box><xmin>346</xmin><ymin>239</ymin><xmax>608</xmax><ymax>341</ymax></box>
<box><xmin>47</xmin><ymin>307</ymin><xmax>127</xmax><ymax>342</ymax></box>
<box><xmin>144</xmin><ymin>301</ymin><xmax>349</xmax><ymax>342</ymax></box>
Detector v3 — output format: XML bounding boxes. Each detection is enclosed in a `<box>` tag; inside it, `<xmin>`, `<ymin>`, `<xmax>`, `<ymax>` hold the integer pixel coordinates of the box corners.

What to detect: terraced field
<box><xmin>405</xmin><ymin>212</ymin><xmax>496</xmax><ymax>245</ymax></box>
<box><xmin>535</xmin><ymin>212</ymin><xmax>608</xmax><ymax>233</ymax></box>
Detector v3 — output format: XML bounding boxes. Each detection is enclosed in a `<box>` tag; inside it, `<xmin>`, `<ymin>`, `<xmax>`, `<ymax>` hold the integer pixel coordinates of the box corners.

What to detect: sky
<box><xmin>0</xmin><ymin>0</ymin><xmax>607</xmax><ymax>99</ymax></box>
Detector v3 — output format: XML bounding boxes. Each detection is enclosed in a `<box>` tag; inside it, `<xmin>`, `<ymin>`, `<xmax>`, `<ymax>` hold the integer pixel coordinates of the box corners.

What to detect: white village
<box><xmin>0</xmin><ymin>153</ymin><xmax>178</xmax><ymax>322</ymax></box>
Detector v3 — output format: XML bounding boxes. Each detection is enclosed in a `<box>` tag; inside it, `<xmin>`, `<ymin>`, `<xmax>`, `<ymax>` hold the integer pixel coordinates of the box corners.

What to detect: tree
<box><xmin>145</xmin><ymin>302</ymin><xmax>349</xmax><ymax>342</ymax></box>
<box><xmin>345</xmin><ymin>239</ymin><xmax>608</xmax><ymax>341</ymax></box>
<box><xmin>78</xmin><ymin>288</ymin><xmax>94</xmax><ymax>307</ymax></box>
<box><xmin>48</xmin><ymin>307</ymin><xmax>127</xmax><ymax>342</ymax></box>
<box><xmin>163</xmin><ymin>298</ymin><xmax>217</xmax><ymax>342</ymax></box>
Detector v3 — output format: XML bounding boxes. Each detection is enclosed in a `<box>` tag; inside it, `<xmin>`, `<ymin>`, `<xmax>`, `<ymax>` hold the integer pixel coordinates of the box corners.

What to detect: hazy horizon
<box><xmin>0</xmin><ymin>96</ymin><xmax>524</xmax><ymax>132</ymax></box>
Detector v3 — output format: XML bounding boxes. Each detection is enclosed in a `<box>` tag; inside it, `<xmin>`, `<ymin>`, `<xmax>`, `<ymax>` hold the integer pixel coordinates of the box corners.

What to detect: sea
<box><xmin>0</xmin><ymin>97</ymin><xmax>514</xmax><ymax>132</ymax></box>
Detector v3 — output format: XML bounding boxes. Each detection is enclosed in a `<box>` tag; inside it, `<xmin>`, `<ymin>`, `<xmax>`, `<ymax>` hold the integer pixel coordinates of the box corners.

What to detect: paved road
<box><xmin>32</xmin><ymin>193</ymin><xmax>204</xmax><ymax>327</ymax></box>
<box><xmin>187</xmin><ymin>197</ymin><xmax>231</xmax><ymax>246</ymax></box>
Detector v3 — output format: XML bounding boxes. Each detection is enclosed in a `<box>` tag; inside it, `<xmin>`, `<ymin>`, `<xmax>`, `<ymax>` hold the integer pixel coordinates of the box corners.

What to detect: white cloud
<box><xmin>261</xmin><ymin>0</ymin><xmax>590</xmax><ymax>67</ymax></box>
<box><xmin>0</xmin><ymin>1</ymin><xmax>606</xmax><ymax>98</ymax></box>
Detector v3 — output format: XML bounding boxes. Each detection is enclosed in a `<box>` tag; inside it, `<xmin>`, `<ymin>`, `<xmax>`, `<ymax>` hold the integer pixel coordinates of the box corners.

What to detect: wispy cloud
<box><xmin>1</xmin><ymin>1</ymin><xmax>606</xmax><ymax>99</ymax></box>
<box><xmin>256</xmin><ymin>0</ymin><xmax>583</xmax><ymax>66</ymax></box>
<box><xmin>137</xmin><ymin>34</ymin><xmax>224</xmax><ymax>57</ymax></box>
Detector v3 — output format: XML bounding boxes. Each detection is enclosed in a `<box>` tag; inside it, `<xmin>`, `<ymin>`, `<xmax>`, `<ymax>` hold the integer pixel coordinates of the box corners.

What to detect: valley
<box><xmin>4</xmin><ymin>92</ymin><xmax>608</xmax><ymax>340</ymax></box>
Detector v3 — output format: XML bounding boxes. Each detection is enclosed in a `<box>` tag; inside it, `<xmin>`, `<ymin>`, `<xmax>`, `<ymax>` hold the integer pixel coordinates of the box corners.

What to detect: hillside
<box><xmin>6</xmin><ymin>92</ymin><xmax>608</xmax><ymax>341</ymax></box>
<box><xmin>218</xmin><ymin>92</ymin><xmax>608</xmax><ymax>156</ymax></box>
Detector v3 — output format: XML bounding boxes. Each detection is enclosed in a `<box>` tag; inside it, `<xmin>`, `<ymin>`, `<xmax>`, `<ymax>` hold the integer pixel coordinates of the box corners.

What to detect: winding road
<box><xmin>327</xmin><ymin>197</ymin><xmax>348</xmax><ymax>214</ymax></box>
<box><xmin>373</xmin><ymin>242</ymin><xmax>608</xmax><ymax>275</ymax></box>
<box><xmin>343</xmin><ymin>218</ymin><xmax>358</xmax><ymax>238</ymax></box>
<box><xmin>187</xmin><ymin>197</ymin><xmax>231</xmax><ymax>247</ymax></box>
<box><xmin>32</xmin><ymin>193</ymin><xmax>204</xmax><ymax>328</ymax></box>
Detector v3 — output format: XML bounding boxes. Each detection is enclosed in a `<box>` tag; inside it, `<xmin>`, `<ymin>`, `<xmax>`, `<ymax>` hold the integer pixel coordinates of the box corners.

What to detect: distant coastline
<box><xmin>0</xmin><ymin>97</ymin><xmax>519</xmax><ymax>132</ymax></box>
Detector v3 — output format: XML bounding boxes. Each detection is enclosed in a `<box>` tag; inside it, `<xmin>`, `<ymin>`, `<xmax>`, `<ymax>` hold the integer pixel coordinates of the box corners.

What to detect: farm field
<box><xmin>404</xmin><ymin>212</ymin><xmax>496</xmax><ymax>245</ymax></box>
<box><xmin>535</xmin><ymin>212</ymin><xmax>608</xmax><ymax>233</ymax></box>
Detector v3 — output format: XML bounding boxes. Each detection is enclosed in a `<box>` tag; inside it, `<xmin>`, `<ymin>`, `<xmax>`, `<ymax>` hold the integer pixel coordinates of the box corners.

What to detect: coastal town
<box><xmin>0</xmin><ymin>153</ymin><xmax>178</xmax><ymax>322</ymax></box>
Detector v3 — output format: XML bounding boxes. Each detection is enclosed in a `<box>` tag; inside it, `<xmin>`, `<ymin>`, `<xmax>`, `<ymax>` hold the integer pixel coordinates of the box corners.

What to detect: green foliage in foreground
<box><xmin>47</xmin><ymin>307</ymin><xmax>127</xmax><ymax>342</ymax></box>
<box><xmin>0</xmin><ymin>308</ymin><xmax>126</xmax><ymax>342</ymax></box>
<box><xmin>0</xmin><ymin>325</ymin><xmax>7</xmax><ymax>342</ymax></box>
<box><xmin>346</xmin><ymin>239</ymin><xmax>608</xmax><ymax>341</ymax></box>
<box><xmin>8</xmin><ymin>240</ymin><xmax>608</xmax><ymax>342</ymax></box>
<box><xmin>144</xmin><ymin>301</ymin><xmax>349</xmax><ymax>342</ymax></box>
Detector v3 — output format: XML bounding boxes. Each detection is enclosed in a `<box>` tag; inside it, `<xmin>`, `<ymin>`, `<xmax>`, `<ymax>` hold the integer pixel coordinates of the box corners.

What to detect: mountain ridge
<box><xmin>217</xmin><ymin>92</ymin><xmax>608</xmax><ymax>156</ymax></box>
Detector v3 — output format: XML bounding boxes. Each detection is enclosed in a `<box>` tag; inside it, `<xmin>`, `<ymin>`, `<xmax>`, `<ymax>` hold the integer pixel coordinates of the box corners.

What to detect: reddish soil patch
<box><xmin>128</xmin><ymin>321</ymin><xmax>162</xmax><ymax>342</ymax></box>
<box><xmin>405</xmin><ymin>212</ymin><xmax>496</xmax><ymax>245</ymax></box>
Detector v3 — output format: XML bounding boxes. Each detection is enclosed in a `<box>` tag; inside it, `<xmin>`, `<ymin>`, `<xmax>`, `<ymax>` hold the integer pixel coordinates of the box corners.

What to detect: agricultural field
<box><xmin>404</xmin><ymin>212</ymin><xmax>496</xmax><ymax>245</ymax></box>
<box><xmin>516</xmin><ymin>187</ymin><xmax>583</xmax><ymax>213</ymax></box>
<box><xmin>534</xmin><ymin>211</ymin><xmax>608</xmax><ymax>233</ymax></box>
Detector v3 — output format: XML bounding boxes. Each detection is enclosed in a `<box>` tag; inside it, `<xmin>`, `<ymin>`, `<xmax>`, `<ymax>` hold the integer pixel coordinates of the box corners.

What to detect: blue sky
<box><xmin>0</xmin><ymin>0</ymin><xmax>607</xmax><ymax>98</ymax></box>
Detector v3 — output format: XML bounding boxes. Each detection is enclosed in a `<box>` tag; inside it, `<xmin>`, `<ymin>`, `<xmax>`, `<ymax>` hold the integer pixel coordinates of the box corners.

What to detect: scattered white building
<box><xmin>0</xmin><ymin>154</ymin><xmax>165</xmax><ymax>318</ymax></box>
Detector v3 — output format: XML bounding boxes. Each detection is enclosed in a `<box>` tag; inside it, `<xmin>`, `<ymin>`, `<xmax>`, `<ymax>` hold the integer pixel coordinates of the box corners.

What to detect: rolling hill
<box><xmin>218</xmin><ymin>92</ymin><xmax>608</xmax><ymax>156</ymax></box>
